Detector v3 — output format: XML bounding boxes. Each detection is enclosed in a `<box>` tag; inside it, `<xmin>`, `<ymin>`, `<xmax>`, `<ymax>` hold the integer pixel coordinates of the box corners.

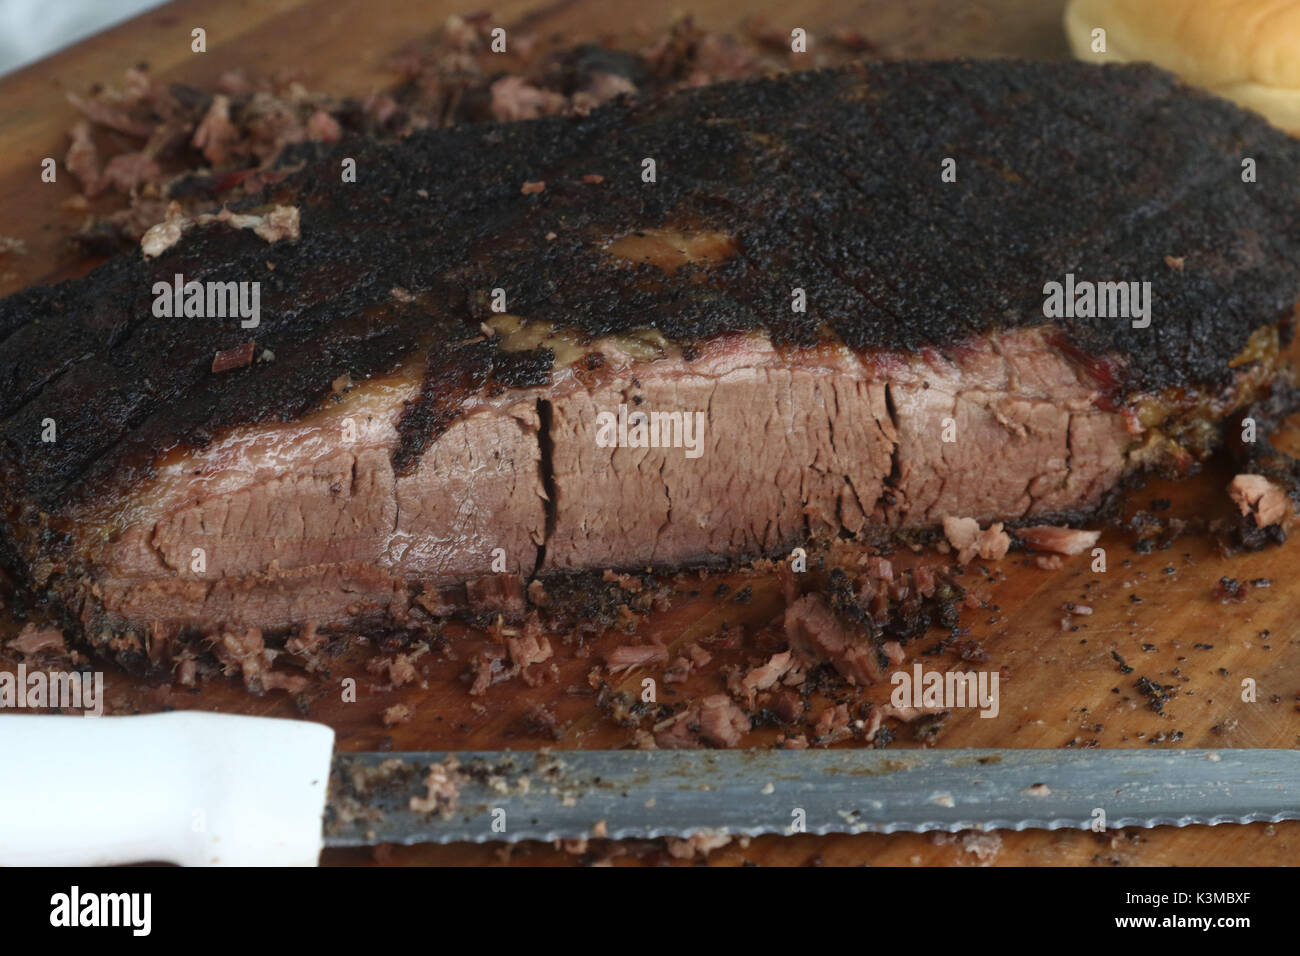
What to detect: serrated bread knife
<box><xmin>1</xmin><ymin>713</ymin><xmax>1296</xmax><ymax>865</ymax></box>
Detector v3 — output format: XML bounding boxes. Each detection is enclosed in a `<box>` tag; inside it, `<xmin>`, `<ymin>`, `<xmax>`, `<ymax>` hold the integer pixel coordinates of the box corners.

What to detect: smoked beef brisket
<box><xmin>1</xmin><ymin>60</ymin><xmax>1298</xmax><ymax>670</ymax></box>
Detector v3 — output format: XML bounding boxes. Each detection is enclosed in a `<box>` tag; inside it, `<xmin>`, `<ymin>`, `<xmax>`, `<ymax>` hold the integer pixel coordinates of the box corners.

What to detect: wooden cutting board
<box><xmin>0</xmin><ymin>0</ymin><xmax>1296</xmax><ymax>867</ymax></box>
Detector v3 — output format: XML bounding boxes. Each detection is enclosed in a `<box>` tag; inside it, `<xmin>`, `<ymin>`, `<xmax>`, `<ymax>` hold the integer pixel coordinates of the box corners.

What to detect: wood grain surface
<box><xmin>0</xmin><ymin>0</ymin><xmax>1295</xmax><ymax>867</ymax></box>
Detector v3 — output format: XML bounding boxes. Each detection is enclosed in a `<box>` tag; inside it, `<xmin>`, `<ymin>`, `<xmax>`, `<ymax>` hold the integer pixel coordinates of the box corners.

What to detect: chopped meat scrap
<box><xmin>211</xmin><ymin>341</ymin><xmax>255</xmax><ymax>373</ymax></box>
<box><xmin>735</xmin><ymin>649</ymin><xmax>795</xmax><ymax>706</ymax></box>
<box><xmin>1017</xmin><ymin>525</ymin><xmax>1101</xmax><ymax>554</ymax></box>
<box><xmin>601</xmin><ymin>569</ymin><xmax>643</xmax><ymax>592</ymax></box>
<box><xmin>67</xmin><ymin>90</ymin><xmax>154</xmax><ymax>137</ymax></box>
<box><xmin>283</xmin><ymin>620</ymin><xmax>328</xmax><ymax>670</ymax></box>
<box><xmin>65</xmin><ymin>120</ymin><xmax>102</xmax><ymax>194</ymax></box>
<box><xmin>381</xmin><ymin>703</ymin><xmax>414</xmax><ymax>726</ymax></box>
<box><xmin>208</xmin><ymin>628</ymin><xmax>307</xmax><ymax>694</ymax></box>
<box><xmin>505</xmin><ymin>632</ymin><xmax>553</xmax><ymax>670</ymax></box>
<box><xmin>605</xmin><ymin>643</ymin><xmax>669</xmax><ymax>674</ymax></box>
<box><xmin>664</xmin><ymin>655</ymin><xmax>694</xmax><ymax>684</ymax></box>
<box><xmin>191</xmin><ymin>93</ymin><xmax>240</xmax><ymax>165</ymax></box>
<box><xmin>1228</xmin><ymin>474</ymin><xmax>1291</xmax><ymax>528</ymax></box>
<box><xmin>942</xmin><ymin>516</ymin><xmax>1008</xmax><ymax>564</ymax></box>
<box><xmin>490</xmin><ymin>76</ymin><xmax>568</xmax><ymax>121</ymax></box>
<box><xmin>686</xmin><ymin>643</ymin><xmax>712</xmax><ymax>667</ymax></box>
<box><xmin>100</xmin><ymin>152</ymin><xmax>160</xmax><ymax>193</ymax></box>
<box><xmin>942</xmin><ymin>515</ymin><xmax>979</xmax><ymax>563</ymax></box>
<box><xmin>976</xmin><ymin>522</ymin><xmax>1011</xmax><ymax>561</ymax></box>
<box><xmin>367</xmin><ymin>651</ymin><xmax>421</xmax><ymax>687</ymax></box>
<box><xmin>881</xmin><ymin>702</ymin><xmax>948</xmax><ymax>721</ymax></box>
<box><xmin>467</xmin><ymin>648</ymin><xmax>507</xmax><ymax>696</ymax></box>
<box><xmin>813</xmin><ymin>703</ymin><xmax>852</xmax><ymax>742</ymax></box>
<box><xmin>697</xmin><ymin>694</ymin><xmax>751</xmax><ymax>747</ymax></box>
<box><xmin>306</xmin><ymin>108</ymin><xmax>343</xmax><ymax>143</ymax></box>
<box><xmin>504</xmin><ymin>619</ymin><xmax>554</xmax><ymax>687</ymax></box>
<box><xmin>784</xmin><ymin>593</ymin><xmax>884</xmax><ymax>685</ymax></box>
<box><xmin>861</xmin><ymin>555</ymin><xmax>894</xmax><ymax>581</ymax></box>
<box><xmin>657</xmin><ymin>694</ymin><xmax>751</xmax><ymax>748</ymax></box>
<box><xmin>138</xmin><ymin>202</ymin><xmax>190</xmax><ymax>258</ymax></box>
<box><xmin>8</xmin><ymin>624</ymin><xmax>65</xmax><ymax>656</ymax></box>
<box><xmin>141</xmin><ymin>202</ymin><xmax>300</xmax><ymax>258</ymax></box>
<box><xmin>250</xmin><ymin>204</ymin><xmax>300</xmax><ymax>243</ymax></box>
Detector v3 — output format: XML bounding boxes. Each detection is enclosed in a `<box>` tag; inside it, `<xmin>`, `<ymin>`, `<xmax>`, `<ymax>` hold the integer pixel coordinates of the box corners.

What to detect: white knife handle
<box><xmin>0</xmin><ymin>712</ymin><xmax>335</xmax><ymax>866</ymax></box>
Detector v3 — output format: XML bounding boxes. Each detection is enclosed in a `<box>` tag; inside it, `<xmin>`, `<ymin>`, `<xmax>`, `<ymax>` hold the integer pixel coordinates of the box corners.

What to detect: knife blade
<box><xmin>324</xmin><ymin>747</ymin><xmax>1300</xmax><ymax>846</ymax></box>
<box><xmin>5</xmin><ymin>714</ymin><xmax>1295</xmax><ymax>864</ymax></box>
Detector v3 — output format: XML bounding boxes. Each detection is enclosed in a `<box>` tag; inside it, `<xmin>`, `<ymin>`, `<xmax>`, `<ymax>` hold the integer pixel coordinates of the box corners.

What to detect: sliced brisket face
<box><xmin>2</xmin><ymin>60</ymin><xmax>1299</xmax><ymax>666</ymax></box>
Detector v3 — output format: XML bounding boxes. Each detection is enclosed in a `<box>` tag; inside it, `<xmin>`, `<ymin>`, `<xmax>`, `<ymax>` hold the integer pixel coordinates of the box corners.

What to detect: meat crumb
<box><xmin>1228</xmin><ymin>474</ymin><xmax>1291</xmax><ymax>529</ymax></box>
<box><xmin>211</xmin><ymin>341</ymin><xmax>256</xmax><ymax>373</ymax></box>
<box><xmin>381</xmin><ymin>703</ymin><xmax>414</xmax><ymax>726</ymax></box>
<box><xmin>520</xmin><ymin>180</ymin><xmax>546</xmax><ymax>195</ymax></box>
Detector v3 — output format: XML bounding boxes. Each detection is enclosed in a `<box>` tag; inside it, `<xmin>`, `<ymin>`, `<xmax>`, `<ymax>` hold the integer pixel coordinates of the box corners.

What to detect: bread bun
<box><xmin>1065</xmin><ymin>0</ymin><xmax>1300</xmax><ymax>133</ymax></box>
